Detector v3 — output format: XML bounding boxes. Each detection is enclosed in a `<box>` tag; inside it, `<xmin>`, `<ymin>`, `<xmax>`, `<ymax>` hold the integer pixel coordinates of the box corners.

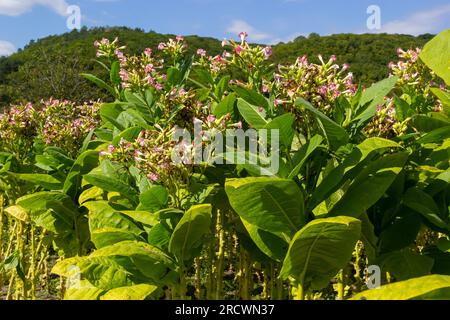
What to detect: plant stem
<box><xmin>215</xmin><ymin>209</ymin><xmax>225</xmax><ymax>300</ymax></box>
<box><xmin>194</xmin><ymin>257</ymin><xmax>202</xmax><ymax>300</ymax></box>
<box><xmin>295</xmin><ymin>282</ymin><xmax>305</xmax><ymax>300</ymax></box>
<box><xmin>337</xmin><ymin>269</ymin><xmax>345</xmax><ymax>300</ymax></box>
<box><xmin>179</xmin><ymin>267</ymin><xmax>186</xmax><ymax>299</ymax></box>
<box><xmin>30</xmin><ymin>226</ymin><xmax>36</xmax><ymax>300</ymax></box>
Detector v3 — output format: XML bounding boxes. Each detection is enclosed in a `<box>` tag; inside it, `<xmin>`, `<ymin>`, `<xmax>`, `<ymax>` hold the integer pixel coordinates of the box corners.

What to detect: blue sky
<box><xmin>0</xmin><ymin>0</ymin><xmax>449</xmax><ymax>56</ymax></box>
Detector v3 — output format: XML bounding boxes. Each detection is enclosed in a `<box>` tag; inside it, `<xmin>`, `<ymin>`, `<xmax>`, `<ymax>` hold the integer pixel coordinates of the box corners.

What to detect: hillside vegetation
<box><xmin>0</xmin><ymin>26</ymin><xmax>433</xmax><ymax>108</ymax></box>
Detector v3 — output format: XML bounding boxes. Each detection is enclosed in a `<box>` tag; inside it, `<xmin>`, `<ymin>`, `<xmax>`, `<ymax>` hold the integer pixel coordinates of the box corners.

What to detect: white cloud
<box><xmin>0</xmin><ymin>40</ymin><xmax>16</xmax><ymax>56</ymax></box>
<box><xmin>227</xmin><ymin>19</ymin><xmax>272</xmax><ymax>42</ymax></box>
<box><xmin>378</xmin><ymin>4</ymin><xmax>450</xmax><ymax>35</ymax></box>
<box><xmin>0</xmin><ymin>0</ymin><xmax>69</xmax><ymax>16</ymax></box>
<box><xmin>269</xmin><ymin>32</ymin><xmax>306</xmax><ymax>45</ymax></box>
<box><xmin>226</xmin><ymin>19</ymin><xmax>305</xmax><ymax>45</ymax></box>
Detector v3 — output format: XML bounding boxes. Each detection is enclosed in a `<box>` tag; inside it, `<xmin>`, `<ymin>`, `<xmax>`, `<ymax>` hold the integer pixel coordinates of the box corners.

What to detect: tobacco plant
<box><xmin>0</xmin><ymin>29</ymin><xmax>449</xmax><ymax>300</ymax></box>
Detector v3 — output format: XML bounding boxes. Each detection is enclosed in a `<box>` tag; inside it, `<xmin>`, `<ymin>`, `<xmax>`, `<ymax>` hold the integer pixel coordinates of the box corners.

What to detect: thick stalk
<box><xmin>194</xmin><ymin>257</ymin><xmax>202</xmax><ymax>300</ymax></box>
<box><xmin>178</xmin><ymin>266</ymin><xmax>186</xmax><ymax>300</ymax></box>
<box><xmin>295</xmin><ymin>282</ymin><xmax>305</xmax><ymax>300</ymax></box>
<box><xmin>336</xmin><ymin>269</ymin><xmax>345</xmax><ymax>300</ymax></box>
<box><xmin>262</xmin><ymin>267</ymin><xmax>269</xmax><ymax>300</ymax></box>
<box><xmin>215</xmin><ymin>210</ymin><xmax>225</xmax><ymax>300</ymax></box>
<box><xmin>30</xmin><ymin>226</ymin><xmax>36</xmax><ymax>300</ymax></box>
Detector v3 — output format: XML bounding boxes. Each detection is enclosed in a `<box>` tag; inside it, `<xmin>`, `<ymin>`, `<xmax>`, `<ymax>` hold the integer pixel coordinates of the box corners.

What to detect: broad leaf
<box><xmin>226</xmin><ymin>177</ymin><xmax>306</xmax><ymax>237</ymax></box>
<box><xmin>420</xmin><ymin>29</ymin><xmax>450</xmax><ymax>85</ymax></box>
<box><xmin>101</xmin><ymin>284</ymin><xmax>158</xmax><ymax>300</ymax></box>
<box><xmin>169</xmin><ymin>204</ymin><xmax>212</xmax><ymax>262</ymax></box>
<box><xmin>328</xmin><ymin>153</ymin><xmax>408</xmax><ymax>217</ymax></box>
<box><xmin>237</xmin><ymin>98</ymin><xmax>268</xmax><ymax>129</ymax></box>
<box><xmin>296</xmin><ymin>98</ymin><xmax>348</xmax><ymax>149</ymax></box>
<box><xmin>351</xmin><ymin>275</ymin><xmax>450</xmax><ymax>300</ymax></box>
<box><xmin>280</xmin><ymin>216</ymin><xmax>361</xmax><ymax>290</ymax></box>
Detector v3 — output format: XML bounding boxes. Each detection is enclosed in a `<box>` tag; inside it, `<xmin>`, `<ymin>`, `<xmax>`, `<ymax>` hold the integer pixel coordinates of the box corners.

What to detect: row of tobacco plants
<box><xmin>0</xmin><ymin>30</ymin><xmax>449</xmax><ymax>300</ymax></box>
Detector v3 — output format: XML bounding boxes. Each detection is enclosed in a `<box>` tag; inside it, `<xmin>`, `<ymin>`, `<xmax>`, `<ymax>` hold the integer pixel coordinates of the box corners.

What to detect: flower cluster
<box><xmin>0</xmin><ymin>103</ymin><xmax>38</xmax><ymax>158</ymax></box>
<box><xmin>99</xmin><ymin>112</ymin><xmax>240</xmax><ymax>185</ymax></box>
<box><xmin>115</xmin><ymin>45</ymin><xmax>165</xmax><ymax>92</ymax></box>
<box><xmin>221</xmin><ymin>32</ymin><xmax>273</xmax><ymax>82</ymax></box>
<box><xmin>158</xmin><ymin>35</ymin><xmax>189</xmax><ymax>64</ymax></box>
<box><xmin>389</xmin><ymin>48</ymin><xmax>445</xmax><ymax>112</ymax></box>
<box><xmin>94</xmin><ymin>37</ymin><xmax>126</xmax><ymax>61</ymax></box>
<box><xmin>0</xmin><ymin>100</ymin><xmax>101</xmax><ymax>160</ymax></box>
<box><xmin>272</xmin><ymin>54</ymin><xmax>356</xmax><ymax>116</ymax></box>
<box><xmin>366</xmin><ymin>99</ymin><xmax>408</xmax><ymax>138</ymax></box>
<box><xmin>38</xmin><ymin>99</ymin><xmax>101</xmax><ymax>156</ymax></box>
<box><xmin>195</xmin><ymin>49</ymin><xmax>229</xmax><ymax>78</ymax></box>
<box><xmin>100</xmin><ymin>129</ymin><xmax>177</xmax><ymax>183</ymax></box>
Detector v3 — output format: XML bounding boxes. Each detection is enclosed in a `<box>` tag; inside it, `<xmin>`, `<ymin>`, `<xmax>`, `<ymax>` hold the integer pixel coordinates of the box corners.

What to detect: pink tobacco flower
<box><xmin>197</xmin><ymin>48</ymin><xmax>207</xmax><ymax>57</ymax></box>
<box><xmin>207</xmin><ymin>115</ymin><xmax>216</xmax><ymax>124</ymax></box>
<box><xmin>263</xmin><ymin>47</ymin><xmax>273</xmax><ymax>59</ymax></box>
<box><xmin>147</xmin><ymin>173</ymin><xmax>160</xmax><ymax>182</ymax></box>
<box><xmin>274</xmin><ymin>99</ymin><xmax>283</xmax><ymax>107</ymax></box>
<box><xmin>144</xmin><ymin>48</ymin><xmax>153</xmax><ymax>57</ymax></box>
<box><xmin>239</xmin><ymin>32</ymin><xmax>248</xmax><ymax>42</ymax></box>
<box><xmin>235</xmin><ymin>46</ymin><xmax>243</xmax><ymax>55</ymax></box>
<box><xmin>145</xmin><ymin>64</ymin><xmax>155</xmax><ymax>74</ymax></box>
<box><xmin>107</xmin><ymin>144</ymin><xmax>115</xmax><ymax>153</ymax></box>
<box><xmin>119</xmin><ymin>69</ymin><xmax>129</xmax><ymax>82</ymax></box>
<box><xmin>158</xmin><ymin>43</ymin><xmax>166</xmax><ymax>50</ymax></box>
<box><xmin>176</xmin><ymin>35</ymin><xmax>184</xmax><ymax>42</ymax></box>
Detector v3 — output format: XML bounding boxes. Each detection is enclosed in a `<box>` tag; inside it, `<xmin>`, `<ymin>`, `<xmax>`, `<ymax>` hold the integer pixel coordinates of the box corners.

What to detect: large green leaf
<box><xmin>420</xmin><ymin>29</ymin><xmax>450</xmax><ymax>85</ymax></box>
<box><xmin>137</xmin><ymin>186</ymin><xmax>169</xmax><ymax>212</ymax></box>
<box><xmin>280</xmin><ymin>216</ymin><xmax>361</xmax><ymax>290</ymax></box>
<box><xmin>63</xmin><ymin>151</ymin><xmax>99</xmax><ymax>199</ymax></box>
<box><xmin>411</xmin><ymin>115</ymin><xmax>450</xmax><ymax>132</ymax></box>
<box><xmin>225</xmin><ymin>177</ymin><xmax>306</xmax><ymax>238</ymax></box>
<box><xmin>213</xmin><ymin>93</ymin><xmax>237</xmax><ymax>118</ymax></box>
<box><xmin>84</xmin><ymin>166</ymin><xmax>139</xmax><ymax>205</ymax></box>
<box><xmin>309</xmin><ymin>138</ymin><xmax>401</xmax><ymax>212</ymax></box>
<box><xmin>64</xmin><ymin>280</ymin><xmax>104</xmax><ymax>300</ymax></box>
<box><xmin>15</xmin><ymin>192</ymin><xmax>78</xmax><ymax>235</ymax></box>
<box><xmin>84</xmin><ymin>201</ymin><xmax>143</xmax><ymax>248</ymax></box>
<box><xmin>241</xmin><ymin>219</ymin><xmax>288</xmax><ymax>262</ymax></box>
<box><xmin>4</xmin><ymin>205</ymin><xmax>30</xmax><ymax>223</ymax></box>
<box><xmin>91</xmin><ymin>228</ymin><xmax>143</xmax><ymax>249</ymax></box>
<box><xmin>351</xmin><ymin>275</ymin><xmax>450</xmax><ymax>300</ymax></box>
<box><xmin>296</xmin><ymin>98</ymin><xmax>348</xmax><ymax>150</ymax></box>
<box><xmin>376</xmin><ymin>249</ymin><xmax>434</xmax><ymax>281</ymax></box>
<box><xmin>232</xmin><ymin>86</ymin><xmax>269</xmax><ymax>109</ymax></box>
<box><xmin>403</xmin><ymin>187</ymin><xmax>449</xmax><ymax>230</ymax></box>
<box><xmin>328</xmin><ymin>153</ymin><xmax>408</xmax><ymax>217</ymax></box>
<box><xmin>237</xmin><ymin>98</ymin><xmax>268</xmax><ymax>129</ymax></box>
<box><xmin>264</xmin><ymin>113</ymin><xmax>295</xmax><ymax>149</ymax></box>
<box><xmin>15</xmin><ymin>174</ymin><xmax>63</xmax><ymax>190</ymax></box>
<box><xmin>378</xmin><ymin>210</ymin><xmax>422</xmax><ymax>253</ymax></box>
<box><xmin>169</xmin><ymin>204</ymin><xmax>212</xmax><ymax>263</ymax></box>
<box><xmin>52</xmin><ymin>241</ymin><xmax>177</xmax><ymax>290</ymax></box>
<box><xmin>101</xmin><ymin>284</ymin><xmax>158</xmax><ymax>300</ymax></box>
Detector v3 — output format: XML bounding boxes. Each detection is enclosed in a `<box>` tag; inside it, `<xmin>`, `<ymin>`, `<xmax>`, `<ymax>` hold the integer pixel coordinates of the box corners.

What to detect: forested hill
<box><xmin>0</xmin><ymin>26</ymin><xmax>434</xmax><ymax>107</ymax></box>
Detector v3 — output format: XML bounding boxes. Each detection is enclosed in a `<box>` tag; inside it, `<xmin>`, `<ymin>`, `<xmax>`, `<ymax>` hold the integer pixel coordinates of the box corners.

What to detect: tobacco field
<box><xmin>0</xmin><ymin>29</ymin><xmax>449</xmax><ymax>300</ymax></box>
